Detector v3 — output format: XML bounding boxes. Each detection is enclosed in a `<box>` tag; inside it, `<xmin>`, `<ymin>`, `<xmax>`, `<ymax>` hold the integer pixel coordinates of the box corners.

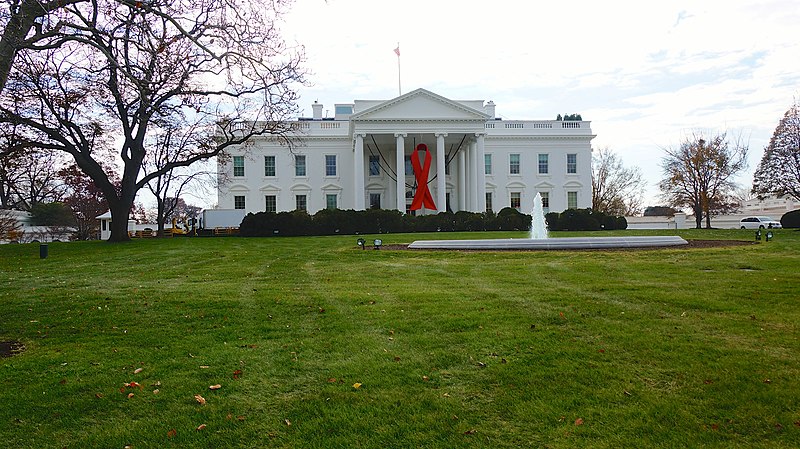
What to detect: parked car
<box><xmin>739</xmin><ymin>216</ymin><xmax>782</xmax><ymax>229</ymax></box>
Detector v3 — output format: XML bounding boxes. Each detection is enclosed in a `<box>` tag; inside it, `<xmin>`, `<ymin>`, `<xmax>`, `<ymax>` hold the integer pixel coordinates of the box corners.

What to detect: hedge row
<box><xmin>239</xmin><ymin>207</ymin><xmax>626</xmax><ymax>237</ymax></box>
<box><xmin>546</xmin><ymin>208</ymin><xmax>628</xmax><ymax>231</ymax></box>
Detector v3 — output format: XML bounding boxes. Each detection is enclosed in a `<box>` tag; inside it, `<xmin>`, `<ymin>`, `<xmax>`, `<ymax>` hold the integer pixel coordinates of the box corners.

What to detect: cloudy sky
<box><xmin>279</xmin><ymin>0</ymin><xmax>799</xmax><ymax>207</ymax></box>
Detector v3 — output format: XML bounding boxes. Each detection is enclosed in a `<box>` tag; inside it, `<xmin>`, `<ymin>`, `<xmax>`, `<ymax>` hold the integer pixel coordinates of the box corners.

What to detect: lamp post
<box><xmin>357</xmin><ymin>238</ymin><xmax>365</xmax><ymax>250</ymax></box>
<box><xmin>373</xmin><ymin>239</ymin><xmax>382</xmax><ymax>250</ymax></box>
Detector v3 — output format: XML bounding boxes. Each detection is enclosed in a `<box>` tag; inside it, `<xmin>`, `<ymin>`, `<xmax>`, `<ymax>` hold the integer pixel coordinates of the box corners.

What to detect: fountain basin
<box><xmin>408</xmin><ymin>236</ymin><xmax>689</xmax><ymax>250</ymax></box>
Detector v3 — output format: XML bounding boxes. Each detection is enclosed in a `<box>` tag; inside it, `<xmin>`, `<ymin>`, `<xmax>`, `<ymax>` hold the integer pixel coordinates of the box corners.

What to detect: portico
<box><xmin>349</xmin><ymin>89</ymin><xmax>489</xmax><ymax>214</ymax></box>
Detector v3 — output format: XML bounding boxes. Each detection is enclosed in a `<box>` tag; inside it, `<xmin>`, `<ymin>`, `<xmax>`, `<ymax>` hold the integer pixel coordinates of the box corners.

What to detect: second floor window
<box><xmin>369</xmin><ymin>155</ymin><xmax>380</xmax><ymax>176</ymax></box>
<box><xmin>295</xmin><ymin>155</ymin><xmax>306</xmax><ymax>177</ymax></box>
<box><xmin>325</xmin><ymin>155</ymin><xmax>337</xmax><ymax>176</ymax></box>
<box><xmin>233</xmin><ymin>156</ymin><xmax>244</xmax><ymax>177</ymax></box>
<box><xmin>264</xmin><ymin>155</ymin><xmax>275</xmax><ymax>177</ymax></box>
<box><xmin>510</xmin><ymin>154</ymin><xmax>520</xmax><ymax>175</ymax></box>
<box><xmin>538</xmin><ymin>154</ymin><xmax>549</xmax><ymax>174</ymax></box>
<box><xmin>485</xmin><ymin>154</ymin><xmax>492</xmax><ymax>175</ymax></box>
<box><xmin>567</xmin><ymin>153</ymin><xmax>577</xmax><ymax>174</ymax></box>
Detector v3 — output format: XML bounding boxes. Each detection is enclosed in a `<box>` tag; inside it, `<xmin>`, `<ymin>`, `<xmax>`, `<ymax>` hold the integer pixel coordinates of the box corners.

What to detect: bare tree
<box><xmin>752</xmin><ymin>101</ymin><xmax>800</xmax><ymax>201</ymax></box>
<box><xmin>659</xmin><ymin>132</ymin><xmax>748</xmax><ymax>229</ymax></box>
<box><xmin>0</xmin><ymin>0</ymin><xmax>305</xmax><ymax>241</ymax></box>
<box><xmin>591</xmin><ymin>147</ymin><xmax>645</xmax><ymax>216</ymax></box>
<box><xmin>0</xmin><ymin>0</ymin><xmax>88</xmax><ymax>94</ymax></box>
<box><xmin>0</xmin><ymin>208</ymin><xmax>21</xmax><ymax>239</ymax></box>
<box><xmin>142</xmin><ymin>118</ymin><xmax>213</xmax><ymax>236</ymax></box>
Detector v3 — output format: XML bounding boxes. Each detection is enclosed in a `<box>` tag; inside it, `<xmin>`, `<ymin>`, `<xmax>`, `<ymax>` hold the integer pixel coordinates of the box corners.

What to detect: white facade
<box><xmin>217</xmin><ymin>89</ymin><xmax>595</xmax><ymax>216</ymax></box>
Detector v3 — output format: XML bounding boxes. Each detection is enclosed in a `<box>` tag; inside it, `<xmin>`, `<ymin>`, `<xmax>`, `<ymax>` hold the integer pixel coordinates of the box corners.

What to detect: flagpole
<box><xmin>395</xmin><ymin>42</ymin><xmax>401</xmax><ymax>96</ymax></box>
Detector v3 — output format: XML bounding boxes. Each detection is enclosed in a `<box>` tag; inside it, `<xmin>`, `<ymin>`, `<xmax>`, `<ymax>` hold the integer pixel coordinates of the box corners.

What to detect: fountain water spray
<box><xmin>529</xmin><ymin>192</ymin><xmax>548</xmax><ymax>239</ymax></box>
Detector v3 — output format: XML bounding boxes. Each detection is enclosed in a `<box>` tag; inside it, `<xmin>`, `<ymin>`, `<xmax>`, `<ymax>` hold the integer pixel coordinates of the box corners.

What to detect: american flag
<box><xmin>393</xmin><ymin>46</ymin><xmax>400</xmax><ymax>57</ymax></box>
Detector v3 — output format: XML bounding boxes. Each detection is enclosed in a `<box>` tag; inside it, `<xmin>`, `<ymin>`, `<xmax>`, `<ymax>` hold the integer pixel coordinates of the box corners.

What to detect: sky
<box><xmin>276</xmin><ymin>0</ymin><xmax>800</xmax><ymax>208</ymax></box>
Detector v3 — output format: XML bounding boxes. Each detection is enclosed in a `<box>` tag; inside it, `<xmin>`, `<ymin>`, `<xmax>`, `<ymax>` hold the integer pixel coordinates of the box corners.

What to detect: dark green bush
<box><xmin>780</xmin><ymin>209</ymin><xmax>800</xmax><ymax>228</ymax></box>
<box><xmin>239</xmin><ymin>207</ymin><xmax>624</xmax><ymax>237</ymax></box>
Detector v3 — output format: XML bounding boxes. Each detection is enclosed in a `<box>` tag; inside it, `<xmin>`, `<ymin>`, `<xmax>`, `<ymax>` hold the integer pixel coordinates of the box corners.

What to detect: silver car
<box><xmin>739</xmin><ymin>216</ymin><xmax>782</xmax><ymax>229</ymax></box>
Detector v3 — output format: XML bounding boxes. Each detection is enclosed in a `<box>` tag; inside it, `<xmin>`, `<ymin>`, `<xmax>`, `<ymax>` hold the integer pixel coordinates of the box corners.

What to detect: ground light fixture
<box><xmin>756</xmin><ymin>230</ymin><xmax>762</xmax><ymax>241</ymax></box>
<box><xmin>373</xmin><ymin>239</ymin><xmax>382</xmax><ymax>250</ymax></box>
<box><xmin>357</xmin><ymin>238</ymin><xmax>365</xmax><ymax>249</ymax></box>
<box><xmin>766</xmin><ymin>230</ymin><xmax>774</xmax><ymax>242</ymax></box>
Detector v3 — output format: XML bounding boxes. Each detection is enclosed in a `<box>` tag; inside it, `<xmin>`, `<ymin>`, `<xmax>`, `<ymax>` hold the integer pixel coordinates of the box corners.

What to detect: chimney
<box><xmin>485</xmin><ymin>100</ymin><xmax>496</xmax><ymax>118</ymax></box>
<box><xmin>312</xmin><ymin>101</ymin><xmax>323</xmax><ymax>120</ymax></box>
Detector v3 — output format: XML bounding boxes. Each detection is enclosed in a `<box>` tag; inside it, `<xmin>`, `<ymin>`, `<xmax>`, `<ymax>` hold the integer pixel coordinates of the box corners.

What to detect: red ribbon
<box><xmin>409</xmin><ymin>143</ymin><xmax>437</xmax><ymax>211</ymax></box>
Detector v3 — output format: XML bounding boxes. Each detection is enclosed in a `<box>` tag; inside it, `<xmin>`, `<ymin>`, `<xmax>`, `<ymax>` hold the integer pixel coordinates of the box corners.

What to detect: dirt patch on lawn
<box><xmin>0</xmin><ymin>340</ymin><xmax>25</xmax><ymax>358</ymax></box>
<box><xmin>378</xmin><ymin>240</ymin><xmax>755</xmax><ymax>252</ymax></box>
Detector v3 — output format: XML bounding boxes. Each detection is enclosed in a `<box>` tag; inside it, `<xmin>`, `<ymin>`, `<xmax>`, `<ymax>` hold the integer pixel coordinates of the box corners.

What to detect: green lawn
<box><xmin>1</xmin><ymin>229</ymin><xmax>799</xmax><ymax>448</ymax></box>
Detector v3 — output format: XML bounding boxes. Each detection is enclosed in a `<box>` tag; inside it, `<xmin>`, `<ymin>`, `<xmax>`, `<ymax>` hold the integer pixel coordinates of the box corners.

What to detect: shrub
<box><xmin>780</xmin><ymin>209</ymin><xmax>800</xmax><ymax>228</ymax></box>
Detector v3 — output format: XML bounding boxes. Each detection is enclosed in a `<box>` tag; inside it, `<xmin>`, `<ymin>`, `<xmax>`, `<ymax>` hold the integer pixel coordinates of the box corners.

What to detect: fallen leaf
<box><xmin>393</xmin><ymin>356</ymin><xmax>401</xmax><ymax>362</ymax></box>
<box><xmin>284</xmin><ymin>419</ymin><xmax>291</xmax><ymax>426</ymax></box>
<box><xmin>775</xmin><ymin>423</ymin><xmax>783</xmax><ymax>431</ymax></box>
<box><xmin>127</xmin><ymin>393</ymin><xmax>135</xmax><ymax>399</ymax></box>
<box><xmin>226</xmin><ymin>413</ymin><xmax>233</xmax><ymax>420</ymax></box>
<box><xmin>233</xmin><ymin>370</ymin><xmax>242</xmax><ymax>380</ymax></box>
<box><xmin>711</xmin><ymin>423</ymin><xmax>719</xmax><ymax>430</ymax></box>
<box><xmin>597</xmin><ymin>349</ymin><xmax>605</xmax><ymax>353</ymax></box>
<box><xmin>559</xmin><ymin>312</ymin><xmax>565</xmax><ymax>319</ymax></box>
<box><xmin>59</xmin><ymin>379</ymin><xmax>67</xmax><ymax>385</ymax></box>
<box><xmin>574</xmin><ymin>418</ymin><xmax>584</xmax><ymax>426</ymax></box>
<box><xmin>327</xmin><ymin>378</ymin><xmax>337</xmax><ymax>383</ymax></box>
<box><xmin>237</xmin><ymin>415</ymin><xmax>245</xmax><ymax>421</ymax></box>
<box><xmin>194</xmin><ymin>394</ymin><xmax>206</xmax><ymax>405</ymax></box>
<box><xmin>793</xmin><ymin>420</ymin><xmax>800</xmax><ymax>427</ymax></box>
<box><xmin>422</xmin><ymin>376</ymin><xmax>429</xmax><ymax>381</ymax></box>
<box><xmin>200</xmin><ymin>365</ymin><xmax>210</xmax><ymax>369</ymax></box>
<box><xmin>464</xmin><ymin>429</ymin><xmax>476</xmax><ymax>435</ymax></box>
<box><xmin>196</xmin><ymin>424</ymin><xmax>207</xmax><ymax>431</ymax></box>
<box><xmin>352</xmin><ymin>383</ymin><xmax>362</xmax><ymax>389</ymax></box>
<box><xmin>764</xmin><ymin>379</ymin><xmax>772</xmax><ymax>384</ymax></box>
<box><xmin>153</xmin><ymin>389</ymin><xmax>160</xmax><ymax>394</ymax></box>
<box><xmin>95</xmin><ymin>393</ymin><xmax>103</xmax><ymax>399</ymax></box>
<box><xmin>133</xmin><ymin>368</ymin><xmax>143</xmax><ymax>374</ymax></box>
<box><xmin>167</xmin><ymin>428</ymin><xmax>176</xmax><ymax>438</ymax></box>
<box><xmin>209</xmin><ymin>384</ymin><xmax>222</xmax><ymax>390</ymax></box>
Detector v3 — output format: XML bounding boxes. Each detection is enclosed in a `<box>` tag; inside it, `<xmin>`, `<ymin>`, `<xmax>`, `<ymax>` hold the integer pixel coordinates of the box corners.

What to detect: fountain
<box><xmin>407</xmin><ymin>193</ymin><xmax>688</xmax><ymax>250</ymax></box>
<box><xmin>529</xmin><ymin>192</ymin><xmax>548</xmax><ymax>240</ymax></box>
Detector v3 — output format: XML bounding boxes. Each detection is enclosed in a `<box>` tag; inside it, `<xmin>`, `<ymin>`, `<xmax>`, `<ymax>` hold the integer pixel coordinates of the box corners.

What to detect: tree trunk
<box><xmin>156</xmin><ymin>198</ymin><xmax>166</xmax><ymax>237</ymax></box>
<box><xmin>107</xmin><ymin>200</ymin><xmax>132</xmax><ymax>242</ymax></box>
<box><xmin>694</xmin><ymin>206</ymin><xmax>703</xmax><ymax>229</ymax></box>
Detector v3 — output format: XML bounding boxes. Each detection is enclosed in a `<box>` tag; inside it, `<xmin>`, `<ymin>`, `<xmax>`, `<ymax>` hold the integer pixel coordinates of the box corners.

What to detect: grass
<box><xmin>0</xmin><ymin>229</ymin><xmax>799</xmax><ymax>448</ymax></box>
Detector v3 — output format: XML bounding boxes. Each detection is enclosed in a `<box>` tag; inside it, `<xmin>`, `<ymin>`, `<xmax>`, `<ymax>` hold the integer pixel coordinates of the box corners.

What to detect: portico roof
<box><xmin>349</xmin><ymin>88</ymin><xmax>490</xmax><ymax>136</ymax></box>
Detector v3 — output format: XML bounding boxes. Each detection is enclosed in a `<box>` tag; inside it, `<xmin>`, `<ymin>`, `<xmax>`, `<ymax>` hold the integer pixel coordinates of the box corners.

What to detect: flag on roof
<box><xmin>393</xmin><ymin>46</ymin><xmax>400</xmax><ymax>57</ymax></box>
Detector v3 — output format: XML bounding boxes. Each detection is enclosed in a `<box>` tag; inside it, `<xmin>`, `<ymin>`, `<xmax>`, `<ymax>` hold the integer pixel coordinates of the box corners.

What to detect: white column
<box><xmin>469</xmin><ymin>139</ymin><xmax>478</xmax><ymax>212</ymax></box>
<box><xmin>457</xmin><ymin>146</ymin><xmax>466</xmax><ymax>212</ymax></box>
<box><xmin>476</xmin><ymin>133</ymin><xmax>486</xmax><ymax>213</ymax></box>
<box><xmin>436</xmin><ymin>133</ymin><xmax>447</xmax><ymax>212</ymax></box>
<box><xmin>354</xmin><ymin>133</ymin><xmax>365</xmax><ymax>210</ymax></box>
<box><xmin>395</xmin><ymin>133</ymin><xmax>406</xmax><ymax>213</ymax></box>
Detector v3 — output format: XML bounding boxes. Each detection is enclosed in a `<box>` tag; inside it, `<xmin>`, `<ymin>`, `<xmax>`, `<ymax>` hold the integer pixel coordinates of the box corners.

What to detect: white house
<box><xmin>217</xmin><ymin>88</ymin><xmax>595</xmax><ymax>216</ymax></box>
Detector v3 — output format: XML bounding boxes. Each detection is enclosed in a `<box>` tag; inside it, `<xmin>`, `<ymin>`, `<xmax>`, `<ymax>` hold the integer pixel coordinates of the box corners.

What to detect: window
<box><xmin>486</xmin><ymin>192</ymin><xmax>493</xmax><ymax>213</ymax></box>
<box><xmin>264</xmin><ymin>156</ymin><xmax>276</xmax><ymax>177</ymax></box>
<box><xmin>567</xmin><ymin>191</ymin><xmax>578</xmax><ymax>209</ymax></box>
<box><xmin>405</xmin><ymin>155</ymin><xmax>414</xmax><ymax>175</ymax></box>
<box><xmin>295</xmin><ymin>155</ymin><xmax>306</xmax><ymax>176</ymax></box>
<box><xmin>295</xmin><ymin>194</ymin><xmax>307</xmax><ymax>211</ymax></box>
<box><xmin>538</xmin><ymin>154</ymin><xmax>549</xmax><ymax>174</ymax></box>
<box><xmin>234</xmin><ymin>195</ymin><xmax>246</xmax><ymax>210</ymax></box>
<box><xmin>369</xmin><ymin>155</ymin><xmax>380</xmax><ymax>176</ymax></box>
<box><xmin>325</xmin><ymin>155</ymin><xmax>337</xmax><ymax>176</ymax></box>
<box><xmin>369</xmin><ymin>193</ymin><xmax>381</xmax><ymax>210</ymax></box>
<box><xmin>539</xmin><ymin>192</ymin><xmax>549</xmax><ymax>213</ymax></box>
<box><xmin>265</xmin><ymin>195</ymin><xmax>276</xmax><ymax>213</ymax></box>
<box><xmin>326</xmin><ymin>194</ymin><xmax>337</xmax><ymax>210</ymax></box>
<box><xmin>446</xmin><ymin>192</ymin><xmax>451</xmax><ymax>212</ymax></box>
<box><xmin>510</xmin><ymin>192</ymin><xmax>521</xmax><ymax>211</ymax></box>
<box><xmin>485</xmin><ymin>154</ymin><xmax>492</xmax><ymax>175</ymax></box>
<box><xmin>567</xmin><ymin>153</ymin><xmax>577</xmax><ymax>174</ymax></box>
<box><xmin>510</xmin><ymin>154</ymin><xmax>520</xmax><ymax>174</ymax></box>
<box><xmin>335</xmin><ymin>105</ymin><xmax>353</xmax><ymax>115</ymax></box>
<box><xmin>233</xmin><ymin>156</ymin><xmax>245</xmax><ymax>177</ymax></box>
